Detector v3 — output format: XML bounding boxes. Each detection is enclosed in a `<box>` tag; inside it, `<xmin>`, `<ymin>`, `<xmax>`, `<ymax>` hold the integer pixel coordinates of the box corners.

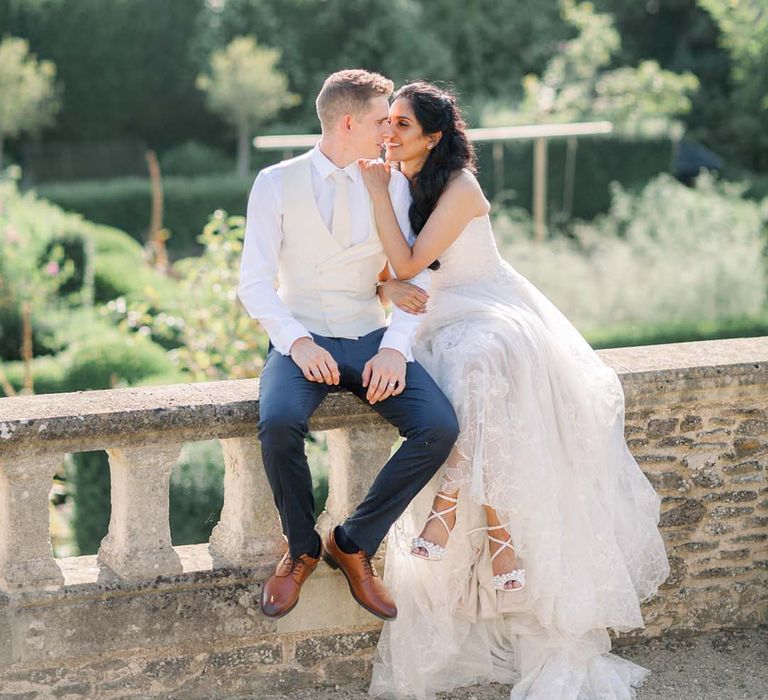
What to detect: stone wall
<box><xmin>601</xmin><ymin>340</ymin><xmax>768</xmax><ymax>640</ymax></box>
<box><xmin>0</xmin><ymin>337</ymin><xmax>765</xmax><ymax>698</ymax></box>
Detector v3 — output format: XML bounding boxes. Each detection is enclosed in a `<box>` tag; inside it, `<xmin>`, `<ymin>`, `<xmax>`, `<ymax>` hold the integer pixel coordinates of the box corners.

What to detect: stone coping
<box><xmin>1</xmin><ymin>336</ymin><xmax>766</xmax><ymax>455</ymax></box>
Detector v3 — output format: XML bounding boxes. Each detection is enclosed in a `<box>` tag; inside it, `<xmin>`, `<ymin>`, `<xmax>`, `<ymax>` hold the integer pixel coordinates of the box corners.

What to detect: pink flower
<box><xmin>45</xmin><ymin>261</ymin><xmax>60</xmax><ymax>276</ymax></box>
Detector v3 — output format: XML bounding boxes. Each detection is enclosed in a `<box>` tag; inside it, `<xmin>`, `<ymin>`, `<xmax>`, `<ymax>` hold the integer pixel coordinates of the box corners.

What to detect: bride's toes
<box><xmin>504</xmin><ymin>579</ymin><xmax>523</xmax><ymax>591</ymax></box>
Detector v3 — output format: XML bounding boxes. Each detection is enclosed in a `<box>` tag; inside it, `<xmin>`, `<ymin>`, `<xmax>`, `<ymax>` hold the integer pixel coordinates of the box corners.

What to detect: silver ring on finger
<box><xmin>388</xmin><ymin>381</ymin><xmax>396</xmax><ymax>387</ymax></box>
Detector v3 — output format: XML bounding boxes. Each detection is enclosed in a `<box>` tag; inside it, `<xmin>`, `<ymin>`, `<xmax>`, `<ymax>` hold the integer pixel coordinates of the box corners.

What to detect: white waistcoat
<box><xmin>277</xmin><ymin>152</ymin><xmax>388</xmax><ymax>338</ymax></box>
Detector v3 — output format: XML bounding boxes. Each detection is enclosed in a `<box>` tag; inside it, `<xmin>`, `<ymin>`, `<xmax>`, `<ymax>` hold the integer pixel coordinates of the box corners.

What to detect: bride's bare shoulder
<box><xmin>444</xmin><ymin>169</ymin><xmax>490</xmax><ymax>216</ymax></box>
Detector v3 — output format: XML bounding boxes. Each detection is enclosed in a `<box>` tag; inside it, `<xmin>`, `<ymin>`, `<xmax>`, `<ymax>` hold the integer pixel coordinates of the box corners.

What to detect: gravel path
<box><xmin>250</xmin><ymin>628</ymin><xmax>768</xmax><ymax>700</ymax></box>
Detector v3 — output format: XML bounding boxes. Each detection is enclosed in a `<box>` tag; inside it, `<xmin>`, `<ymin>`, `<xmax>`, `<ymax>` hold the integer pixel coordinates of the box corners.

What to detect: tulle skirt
<box><xmin>370</xmin><ymin>261</ymin><xmax>669</xmax><ymax>700</ymax></box>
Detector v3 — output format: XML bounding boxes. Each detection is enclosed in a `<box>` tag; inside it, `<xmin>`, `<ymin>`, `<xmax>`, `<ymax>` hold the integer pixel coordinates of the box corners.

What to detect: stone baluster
<box><xmin>208</xmin><ymin>437</ymin><xmax>285</xmax><ymax>567</ymax></box>
<box><xmin>97</xmin><ymin>443</ymin><xmax>183</xmax><ymax>579</ymax></box>
<box><xmin>0</xmin><ymin>452</ymin><xmax>65</xmax><ymax>591</ymax></box>
<box><xmin>317</xmin><ymin>425</ymin><xmax>399</xmax><ymax>537</ymax></box>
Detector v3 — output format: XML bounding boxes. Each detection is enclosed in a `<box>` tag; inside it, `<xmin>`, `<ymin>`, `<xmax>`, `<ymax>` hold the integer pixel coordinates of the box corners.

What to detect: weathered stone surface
<box><xmin>674</xmin><ymin>541</ymin><xmax>719</xmax><ymax>553</ymax></box>
<box><xmin>637</xmin><ymin>454</ymin><xmax>677</xmax><ymax>464</ymax></box>
<box><xmin>208</xmin><ymin>437</ymin><xmax>284</xmax><ymax>567</ymax></box>
<box><xmin>658</xmin><ymin>436</ymin><xmax>694</xmax><ymax>447</ymax></box>
<box><xmin>648</xmin><ymin>419</ymin><xmax>679</xmax><ymax>437</ymax></box>
<box><xmin>660</xmin><ymin>499</ymin><xmax>706</xmax><ymax>527</ymax></box>
<box><xmin>0</xmin><ymin>453</ymin><xmax>65</xmax><ymax>592</ymax></box>
<box><xmin>295</xmin><ymin>630</ymin><xmax>379</xmax><ymax>667</ymax></box>
<box><xmin>692</xmin><ymin>566</ymin><xmax>753</xmax><ymax>579</ymax></box>
<box><xmin>717</xmin><ymin>549</ymin><xmax>750</xmax><ymax>560</ymax></box>
<box><xmin>680</xmin><ymin>415</ymin><xmax>703</xmax><ymax>432</ymax></box>
<box><xmin>647</xmin><ymin>471</ymin><xmax>687</xmax><ymax>491</ymax></box>
<box><xmin>737</xmin><ymin>419</ymin><xmax>768</xmax><ymax>436</ymax></box>
<box><xmin>691</xmin><ymin>471</ymin><xmax>723</xmax><ymax>489</ymax></box>
<box><xmin>703</xmin><ymin>491</ymin><xmax>758</xmax><ymax>503</ymax></box>
<box><xmin>733</xmin><ymin>438</ymin><xmax>767</xmax><ymax>458</ymax></box>
<box><xmin>98</xmin><ymin>443</ymin><xmax>183</xmax><ymax>580</ymax></box>
<box><xmin>710</xmin><ymin>506</ymin><xmax>755</xmax><ymax>518</ymax></box>
<box><xmin>731</xmin><ymin>533</ymin><xmax>767</xmax><ymax>543</ymax></box>
<box><xmin>722</xmin><ymin>460</ymin><xmax>762</xmax><ymax>474</ymax></box>
<box><xmin>205</xmin><ymin>642</ymin><xmax>282</xmax><ymax>669</ymax></box>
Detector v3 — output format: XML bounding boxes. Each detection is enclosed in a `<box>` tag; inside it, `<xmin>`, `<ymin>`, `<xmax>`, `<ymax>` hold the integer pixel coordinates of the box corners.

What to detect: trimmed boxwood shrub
<box><xmin>65</xmin><ymin>333</ymin><xmax>176</xmax><ymax>391</ymax></box>
<box><xmin>93</xmin><ymin>252</ymin><xmax>180</xmax><ymax>304</ymax></box>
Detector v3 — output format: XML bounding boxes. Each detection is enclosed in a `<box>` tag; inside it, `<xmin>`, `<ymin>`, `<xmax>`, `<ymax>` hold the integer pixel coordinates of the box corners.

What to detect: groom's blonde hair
<box><xmin>316</xmin><ymin>69</ymin><xmax>394</xmax><ymax>131</ymax></box>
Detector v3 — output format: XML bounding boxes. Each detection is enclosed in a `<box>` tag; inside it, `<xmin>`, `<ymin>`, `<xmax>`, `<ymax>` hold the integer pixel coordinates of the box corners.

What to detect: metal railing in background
<box><xmin>253</xmin><ymin>121</ymin><xmax>613</xmax><ymax>241</ymax></box>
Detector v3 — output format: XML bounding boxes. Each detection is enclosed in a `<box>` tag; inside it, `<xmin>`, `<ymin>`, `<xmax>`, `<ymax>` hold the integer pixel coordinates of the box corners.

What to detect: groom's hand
<box><xmin>362</xmin><ymin>348</ymin><xmax>406</xmax><ymax>404</ymax></box>
<box><xmin>290</xmin><ymin>337</ymin><xmax>340</xmax><ymax>385</ymax></box>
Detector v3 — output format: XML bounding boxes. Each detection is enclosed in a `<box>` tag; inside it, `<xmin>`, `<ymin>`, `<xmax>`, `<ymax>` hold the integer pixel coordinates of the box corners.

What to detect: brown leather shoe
<box><xmin>322</xmin><ymin>529</ymin><xmax>397</xmax><ymax>620</ymax></box>
<box><xmin>260</xmin><ymin>549</ymin><xmax>321</xmax><ymax>619</ymax></box>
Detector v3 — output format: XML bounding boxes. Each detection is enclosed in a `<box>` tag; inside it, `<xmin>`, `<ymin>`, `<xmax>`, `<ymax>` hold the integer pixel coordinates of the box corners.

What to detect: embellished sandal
<box><xmin>410</xmin><ymin>493</ymin><xmax>459</xmax><ymax>561</ymax></box>
<box><xmin>470</xmin><ymin>523</ymin><xmax>526</xmax><ymax>591</ymax></box>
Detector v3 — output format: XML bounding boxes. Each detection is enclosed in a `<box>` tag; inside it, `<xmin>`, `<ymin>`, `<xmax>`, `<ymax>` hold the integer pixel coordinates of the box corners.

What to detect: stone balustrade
<box><xmin>0</xmin><ymin>336</ymin><xmax>766</xmax><ymax>698</ymax></box>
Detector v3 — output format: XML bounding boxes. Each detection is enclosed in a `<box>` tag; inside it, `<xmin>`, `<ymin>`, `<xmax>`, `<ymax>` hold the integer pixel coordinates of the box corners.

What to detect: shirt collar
<box><xmin>311</xmin><ymin>145</ymin><xmax>360</xmax><ymax>183</ymax></box>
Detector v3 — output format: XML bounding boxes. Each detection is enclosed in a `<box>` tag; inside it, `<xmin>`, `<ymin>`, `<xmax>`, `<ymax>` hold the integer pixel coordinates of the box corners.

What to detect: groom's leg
<box><xmin>340</xmin><ymin>333</ymin><xmax>459</xmax><ymax>556</ymax></box>
<box><xmin>258</xmin><ymin>344</ymin><xmax>333</xmax><ymax>558</ymax></box>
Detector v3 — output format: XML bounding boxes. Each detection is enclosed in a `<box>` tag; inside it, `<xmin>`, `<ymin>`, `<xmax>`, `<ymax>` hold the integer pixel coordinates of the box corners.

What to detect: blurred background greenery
<box><xmin>0</xmin><ymin>0</ymin><xmax>766</xmax><ymax>557</ymax></box>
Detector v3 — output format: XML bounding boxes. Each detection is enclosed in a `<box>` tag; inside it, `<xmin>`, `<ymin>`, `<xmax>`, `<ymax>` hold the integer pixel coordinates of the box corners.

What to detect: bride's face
<box><xmin>385</xmin><ymin>98</ymin><xmax>438</xmax><ymax>166</ymax></box>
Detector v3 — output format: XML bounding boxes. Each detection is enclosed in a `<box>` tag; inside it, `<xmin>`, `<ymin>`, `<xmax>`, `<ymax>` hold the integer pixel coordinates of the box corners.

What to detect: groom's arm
<box><xmin>238</xmin><ymin>169</ymin><xmax>312</xmax><ymax>355</ymax></box>
<box><xmin>378</xmin><ymin>170</ymin><xmax>431</xmax><ymax>363</ymax></box>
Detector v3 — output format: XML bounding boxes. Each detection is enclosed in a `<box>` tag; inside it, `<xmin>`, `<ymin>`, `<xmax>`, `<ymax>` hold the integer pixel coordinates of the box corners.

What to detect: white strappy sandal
<box><xmin>410</xmin><ymin>493</ymin><xmax>459</xmax><ymax>561</ymax></box>
<box><xmin>469</xmin><ymin>523</ymin><xmax>526</xmax><ymax>591</ymax></box>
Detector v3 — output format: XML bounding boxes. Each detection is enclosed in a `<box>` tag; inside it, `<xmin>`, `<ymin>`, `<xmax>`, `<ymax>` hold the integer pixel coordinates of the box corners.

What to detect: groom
<box><xmin>238</xmin><ymin>69</ymin><xmax>459</xmax><ymax>620</ymax></box>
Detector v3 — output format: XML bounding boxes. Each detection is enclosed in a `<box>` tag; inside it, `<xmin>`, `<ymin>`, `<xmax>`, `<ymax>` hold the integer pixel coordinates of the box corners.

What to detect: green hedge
<box><xmin>38</xmin><ymin>174</ymin><xmax>254</xmax><ymax>258</ymax></box>
<box><xmin>474</xmin><ymin>135</ymin><xmax>674</xmax><ymax>220</ymax></box>
<box><xmin>585</xmin><ymin>314</ymin><xmax>768</xmax><ymax>350</ymax></box>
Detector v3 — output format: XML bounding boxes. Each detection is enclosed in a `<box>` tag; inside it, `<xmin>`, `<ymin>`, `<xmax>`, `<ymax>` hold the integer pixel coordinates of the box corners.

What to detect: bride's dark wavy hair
<box><xmin>393</xmin><ymin>81</ymin><xmax>477</xmax><ymax>270</ymax></box>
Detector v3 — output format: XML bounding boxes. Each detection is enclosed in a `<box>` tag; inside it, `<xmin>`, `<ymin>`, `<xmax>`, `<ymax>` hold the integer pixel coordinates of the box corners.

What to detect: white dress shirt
<box><xmin>239</xmin><ymin>146</ymin><xmax>429</xmax><ymax>361</ymax></box>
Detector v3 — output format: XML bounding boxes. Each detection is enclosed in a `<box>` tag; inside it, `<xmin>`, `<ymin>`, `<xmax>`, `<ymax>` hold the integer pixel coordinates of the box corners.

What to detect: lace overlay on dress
<box><xmin>370</xmin><ymin>215</ymin><xmax>669</xmax><ymax>700</ymax></box>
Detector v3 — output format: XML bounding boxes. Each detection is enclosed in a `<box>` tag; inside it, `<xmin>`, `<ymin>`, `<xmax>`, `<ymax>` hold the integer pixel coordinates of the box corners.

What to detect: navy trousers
<box><xmin>258</xmin><ymin>327</ymin><xmax>459</xmax><ymax>558</ymax></box>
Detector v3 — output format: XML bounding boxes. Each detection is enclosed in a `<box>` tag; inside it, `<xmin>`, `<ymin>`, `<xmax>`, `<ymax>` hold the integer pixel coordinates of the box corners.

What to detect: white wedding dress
<box><xmin>369</xmin><ymin>214</ymin><xmax>670</xmax><ymax>700</ymax></box>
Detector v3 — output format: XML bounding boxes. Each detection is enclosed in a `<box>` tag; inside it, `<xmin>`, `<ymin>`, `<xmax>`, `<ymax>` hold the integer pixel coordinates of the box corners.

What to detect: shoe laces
<box><xmin>279</xmin><ymin>553</ymin><xmax>307</xmax><ymax>577</ymax></box>
<box><xmin>359</xmin><ymin>551</ymin><xmax>378</xmax><ymax>578</ymax></box>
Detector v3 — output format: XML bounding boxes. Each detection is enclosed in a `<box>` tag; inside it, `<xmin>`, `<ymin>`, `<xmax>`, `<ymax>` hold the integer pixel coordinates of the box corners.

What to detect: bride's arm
<box><xmin>360</xmin><ymin>161</ymin><xmax>490</xmax><ymax>279</ymax></box>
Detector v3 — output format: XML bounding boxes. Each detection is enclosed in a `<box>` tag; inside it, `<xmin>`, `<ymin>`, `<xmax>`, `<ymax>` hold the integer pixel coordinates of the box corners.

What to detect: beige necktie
<box><xmin>331</xmin><ymin>170</ymin><xmax>352</xmax><ymax>248</ymax></box>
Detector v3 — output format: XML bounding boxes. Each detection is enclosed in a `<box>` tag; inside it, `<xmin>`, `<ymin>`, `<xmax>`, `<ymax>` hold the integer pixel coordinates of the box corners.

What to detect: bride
<box><xmin>359</xmin><ymin>81</ymin><xmax>670</xmax><ymax>699</ymax></box>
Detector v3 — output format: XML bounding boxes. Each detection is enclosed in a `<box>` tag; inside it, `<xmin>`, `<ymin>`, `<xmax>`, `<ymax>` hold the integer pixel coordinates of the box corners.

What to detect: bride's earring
<box><xmin>426</xmin><ymin>142</ymin><xmax>434</xmax><ymax>150</ymax></box>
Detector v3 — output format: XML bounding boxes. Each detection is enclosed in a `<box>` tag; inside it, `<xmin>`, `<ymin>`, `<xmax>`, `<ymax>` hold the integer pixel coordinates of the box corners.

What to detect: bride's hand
<box><xmin>379</xmin><ymin>279</ymin><xmax>429</xmax><ymax>314</ymax></box>
<box><xmin>359</xmin><ymin>159</ymin><xmax>391</xmax><ymax>194</ymax></box>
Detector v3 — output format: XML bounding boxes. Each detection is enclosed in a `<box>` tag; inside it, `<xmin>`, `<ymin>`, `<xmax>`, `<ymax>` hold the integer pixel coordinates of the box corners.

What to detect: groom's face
<box><xmin>348</xmin><ymin>95</ymin><xmax>392</xmax><ymax>159</ymax></box>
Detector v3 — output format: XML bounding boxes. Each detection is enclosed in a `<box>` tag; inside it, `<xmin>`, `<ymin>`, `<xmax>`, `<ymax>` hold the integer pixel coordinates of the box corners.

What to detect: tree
<box><xmin>0</xmin><ymin>36</ymin><xmax>59</xmax><ymax>167</ymax></box>
<box><xmin>196</xmin><ymin>36</ymin><xmax>299</xmax><ymax>176</ymax></box>
<box><xmin>495</xmin><ymin>1</ymin><xmax>700</xmax><ymax>136</ymax></box>
<box><xmin>697</xmin><ymin>0</ymin><xmax>768</xmax><ymax>170</ymax></box>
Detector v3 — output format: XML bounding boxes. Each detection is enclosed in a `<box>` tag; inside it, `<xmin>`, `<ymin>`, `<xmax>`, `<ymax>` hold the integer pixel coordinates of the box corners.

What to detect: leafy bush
<box><xmin>66</xmin><ymin>451</ymin><xmax>111</xmax><ymax>557</ymax></box>
<box><xmin>39</xmin><ymin>230</ymin><xmax>95</xmax><ymax>302</ymax></box>
<box><xmin>495</xmin><ymin>173</ymin><xmax>767</xmax><ymax>332</ymax></box>
<box><xmin>93</xmin><ymin>252</ymin><xmax>180</xmax><ymax>305</ymax></box>
<box><xmin>1</xmin><ymin>354</ymin><xmax>67</xmax><ymax>394</ymax></box>
<box><xmin>64</xmin><ymin>332</ymin><xmax>175</xmax><ymax>391</ymax></box>
<box><xmin>109</xmin><ymin>211</ymin><xmax>269</xmax><ymax>380</ymax></box>
<box><xmin>169</xmin><ymin>441</ymin><xmax>225</xmax><ymax>546</ymax></box>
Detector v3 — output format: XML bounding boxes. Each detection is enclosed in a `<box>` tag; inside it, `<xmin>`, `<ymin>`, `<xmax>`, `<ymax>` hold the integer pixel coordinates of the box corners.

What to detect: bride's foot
<box><xmin>410</xmin><ymin>491</ymin><xmax>459</xmax><ymax>561</ymax></box>
<box><xmin>486</xmin><ymin>524</ymin><xmax>525</xmax><ymax>591</ymax></box>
